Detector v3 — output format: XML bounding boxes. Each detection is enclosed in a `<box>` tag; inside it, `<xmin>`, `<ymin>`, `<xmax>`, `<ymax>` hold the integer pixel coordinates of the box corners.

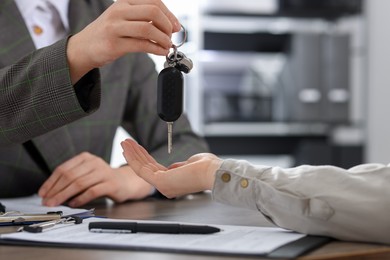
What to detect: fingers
<box><xmin>43</xmin><ymin>172</ymin><xmax>101</xmax><ymax>207</ymax></box>
<box><xmin>121</xmin><ymin>140</ymin><xmax>165</xmax><ymax>189</ymax></box>
<box><xmin>132</xmin><ymin>141</ymin><xmax>166</xmax><ymax>170</ymax></box>
<box><xmin>38</xmin><ymin>153</ymin><xmax>90</xmax><ymax>198</ymax></box>
<box><xmin>67</xmin><ymin>166</ymin><xmax>153</xmax><ymax>207</ymax></box>
<box><xmin>117</xmin><ymin>5</ymin><xmax>174</xmax><ymax>38</ymax></box>
<box><xmin>121</xmin><ymin>140</ymin><xmax>147</xmax><ymax>167</ymax></box>
<box><xmin>121</xmin><ymin>139</ymin><xmax>166</xmax><ymax>170</ymax></box>
<box><xmin>114</xmin><ymin>0</ymin><xmax>179</xmax><ymax>47</ymax></box>
<box><xmin>113</xmin><ymin>18</ymin><xmax>172</xmax><ymax>50</ymax></box>
<box><xmin>68</xmin><ymin>0</ymin><xmax>181</xmax><ymax>83</ymax></box>
<box><xmin>39</xmin><ymin>153</ymin><xmax>111</xmax><ymax>207</ymax></box>
<box><xmin>121</xmin><ymin>139</ymin><xmax>182</xmax><ymax>197</ymax></box>
<box><xmin>67</xmin><ymin>182</ymin><xmax>112</xmax><ymax>207</ymax></box>
<box><xmin>116</xmin><ymin>21</ymin><xmax>172</xmax><ymax>48</ymax></box>
<box><xmin>122</xmin><ymin>0</ymin><xmax>181</xmax><ymax>32</ymax></box>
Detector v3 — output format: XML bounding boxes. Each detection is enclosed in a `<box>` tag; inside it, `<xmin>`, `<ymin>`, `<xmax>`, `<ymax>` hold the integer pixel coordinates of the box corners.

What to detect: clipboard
<box><xmin>0</xmin><ymin>211</ymin><xmax>62</xmax><ymax>226</ymax></box>
<box><xmin>0</xmin><ymin>195</ymin><xmax>94</xmax><ymax>226</ymax></box>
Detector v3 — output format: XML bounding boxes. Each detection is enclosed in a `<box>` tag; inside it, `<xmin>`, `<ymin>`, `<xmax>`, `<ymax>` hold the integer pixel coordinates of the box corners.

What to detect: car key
<box><xmin>157</xmin><ymin>66</ymin><xmax>183</xmax><ymax>153</ymax></box>
<box><xmin>157</xmin><ymin>25</ymin><xmax>191</xmax><ymax>153</ymax></box>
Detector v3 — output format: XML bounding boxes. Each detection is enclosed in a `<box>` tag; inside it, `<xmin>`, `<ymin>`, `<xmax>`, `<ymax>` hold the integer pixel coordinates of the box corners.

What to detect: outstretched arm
<box><xmin>122</xmin><ymin>139</ymin><xmax>390</xmax><ymax>244</ymax></box>
<box><xmin>121</xmin><ymin>139</ymin><xmax>222</xmax><ymax>198</ymax></box>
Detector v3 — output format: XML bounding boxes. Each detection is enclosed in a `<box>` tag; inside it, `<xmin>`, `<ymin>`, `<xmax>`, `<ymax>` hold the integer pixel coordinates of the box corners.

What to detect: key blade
<box><xmin>167</xmin><ymin>122</ymin><xmax>173</xmax><ymax>154</ymax></box>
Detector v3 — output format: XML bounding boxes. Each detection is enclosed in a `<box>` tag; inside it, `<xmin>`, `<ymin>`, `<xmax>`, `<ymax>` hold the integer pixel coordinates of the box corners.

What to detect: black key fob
<box><xmin>157</xmin><ymin>67</ymin><xmax>183</xmax><ymax>122</ymax></box>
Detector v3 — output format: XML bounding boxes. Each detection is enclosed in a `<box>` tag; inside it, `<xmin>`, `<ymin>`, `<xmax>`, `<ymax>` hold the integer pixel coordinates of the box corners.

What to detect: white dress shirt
<box><xmin>213</xmin><ymin>159</ymin><xmax>390</xmax><ymax>244</ymax></box>
<box><xmin>14</xmin><ymin>0</ymin><xmax>70</xmax><ymax>49</ymax></box>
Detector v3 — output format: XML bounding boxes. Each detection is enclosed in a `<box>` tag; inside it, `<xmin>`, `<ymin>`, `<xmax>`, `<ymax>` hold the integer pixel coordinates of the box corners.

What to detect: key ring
<box><xmin>166</xmin><ymin>25</ymin><xmax>187</xmax><ymax>63</ymax></box>
<box><xmin>173</xmin><ymin>24</ymin><xmax>187</xmax><ymax>48</ymax></box>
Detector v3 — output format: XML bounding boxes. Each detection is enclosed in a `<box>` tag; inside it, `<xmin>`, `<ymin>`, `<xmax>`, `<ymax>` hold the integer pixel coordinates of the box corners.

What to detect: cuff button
<box><xmin>240</xmin><ymin>178</ymin><xmax>249</xmax><ymax>188</ymax></box>
<box><xmin>221</xmin><ymin>172</ymin><xmax>231</xmax><ymax>183</ymax></box>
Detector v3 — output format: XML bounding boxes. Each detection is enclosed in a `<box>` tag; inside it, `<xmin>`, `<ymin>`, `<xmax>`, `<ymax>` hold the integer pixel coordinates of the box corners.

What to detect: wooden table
<box><xmin>1</xmin><ymin>192</ymin><xmax>389</xmax><ymax>260</ymax></box>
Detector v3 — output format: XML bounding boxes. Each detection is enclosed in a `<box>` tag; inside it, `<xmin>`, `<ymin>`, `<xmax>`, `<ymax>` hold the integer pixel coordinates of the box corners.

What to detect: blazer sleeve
<box><xmin>212</xmin><ymin>159</ymin><xmax>390</xmax><ymax>244</ymax></box>
<box><xmin>0</xmin><ymin>38</ymin><xmax>101</xmax><ymax>145</ymax></box>
<box><xmin>121</xmin><ymin>53</ymin><xmax>209</xmax><ymax>166</ymax></box>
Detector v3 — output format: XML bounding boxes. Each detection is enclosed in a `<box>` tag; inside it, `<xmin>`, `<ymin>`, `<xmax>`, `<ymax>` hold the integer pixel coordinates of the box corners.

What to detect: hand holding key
<box><xmin>157</xmin><ymin>26</ymin><xmax>193</xmax><ymax>153</ymax></box>
<box><xmin>67</xmin><ymin>0</ymin><xmax>181</xmax><ymax>84</ymax></box>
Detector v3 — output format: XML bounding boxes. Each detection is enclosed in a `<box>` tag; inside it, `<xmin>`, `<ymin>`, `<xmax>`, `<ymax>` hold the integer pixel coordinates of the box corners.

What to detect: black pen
<box><xmin>88</xmin><ymin>221</ymin><xmax>221</xmax><ymax>234</ymax></box>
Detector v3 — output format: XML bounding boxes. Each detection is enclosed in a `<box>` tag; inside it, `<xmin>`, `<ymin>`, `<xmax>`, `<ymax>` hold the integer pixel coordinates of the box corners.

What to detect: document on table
<box><xmin>0</xmin><ymin>217</ymin><xmax>308</xmax><ymax>257</ymax></box>
<box><xmin>0</xmin><ymin>195</ymin><xmax>89</xmax><ymax>216</ymax></box>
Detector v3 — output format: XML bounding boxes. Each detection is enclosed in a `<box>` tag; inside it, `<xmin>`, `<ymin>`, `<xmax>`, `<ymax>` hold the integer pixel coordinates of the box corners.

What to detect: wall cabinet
<box><xmin>164</xmin><ymin>0</ymin><xmax>365</xmax><ymax>167</ymax></box>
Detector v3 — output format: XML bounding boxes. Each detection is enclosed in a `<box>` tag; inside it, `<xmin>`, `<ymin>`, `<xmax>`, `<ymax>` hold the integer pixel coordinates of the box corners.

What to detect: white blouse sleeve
<box><xmin>212</xmin><ymin>159</ymin><xmax>390</xmax><ymax>244</ymax></box>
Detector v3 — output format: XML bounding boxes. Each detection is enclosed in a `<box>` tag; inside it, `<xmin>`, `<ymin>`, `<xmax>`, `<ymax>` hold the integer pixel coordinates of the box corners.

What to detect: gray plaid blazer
<box><xmin>0</xmin><ymin>0</ymin><xmax>209</xmax><ymax>197</ymax></box>
<box><xmin>0</xmin><ymin>1</ymin><xmax>102</xmax><ymax>145</ymax></box>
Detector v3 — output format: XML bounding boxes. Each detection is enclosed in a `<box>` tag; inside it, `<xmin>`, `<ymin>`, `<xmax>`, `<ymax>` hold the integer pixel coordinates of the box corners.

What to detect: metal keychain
<box><xmin>164</xmin><ymin>25</ymin><xmax>193</xmax><ymax>74</ymax></box>
<box><xmin>158</xmin><ymin>25</ymin><xmax>192</xmax><ymax>154</ymax></box>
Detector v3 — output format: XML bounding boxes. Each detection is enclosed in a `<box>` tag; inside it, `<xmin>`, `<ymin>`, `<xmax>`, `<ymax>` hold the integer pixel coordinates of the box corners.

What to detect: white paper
<box><xmin>0</xmin><ymin>218</ymin><xmax>305</xmax><ymax>256</ymax></box>
<box><xmin>0</xmin><ymin>194</ymin><xmax>88</xmax><ymax>216</ymax></box>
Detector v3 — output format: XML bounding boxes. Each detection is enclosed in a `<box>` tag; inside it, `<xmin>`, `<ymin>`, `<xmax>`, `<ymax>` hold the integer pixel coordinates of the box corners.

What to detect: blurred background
<box><xmin>113</xmin><ymin>0</ymin><xmax>390</xmax><ymax>169</ymax></box>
